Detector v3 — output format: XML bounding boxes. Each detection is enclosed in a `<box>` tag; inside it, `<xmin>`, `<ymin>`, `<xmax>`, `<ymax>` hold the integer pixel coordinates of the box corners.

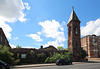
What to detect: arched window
<box><xmin>74</xmin><ymin>27</ymin><xmax>78</xmax><ymax>36</ymax></box>
<box><xmin>75</xmin><ymin>28</ymin><xmax>78</xmax><ymax>35</ymax></box>
<box><xmin>69</xmin><ymin>26</ymin><xmax>71</xmax><ymax>37</ymax></box>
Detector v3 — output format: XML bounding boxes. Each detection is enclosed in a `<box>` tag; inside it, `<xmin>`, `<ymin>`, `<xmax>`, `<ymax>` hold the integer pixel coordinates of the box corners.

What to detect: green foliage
<box><xmin>45</xmin><ymin>51</ymin><xmax>72</xmax><ymax>63</ymax></box>
<box><xmin>16</xmin><ymin>45</ymin><xmax>21</xmax><ymax>48</ymax></box>
<box><xmin>17</xmin><ymin>53</ymin><xmax>20</xmax><ymax>58</ymax></box>
<box><xmin>29</xmin><ymin>50</ymin><xmax>35</xmax><ymax>58</ymax></box>
<box><xmin>49</xmin><ymin>52</ymin><xmax>52</xmax><ymax>57</ymax></box>
<box><xmin>37</xmin><ymin>53</ymin><xmax>46</xmax><ymax>63</ymax></box>
<box><xmin>81</xmin><ymin>48</ymin><xmax>88</xmax><ymax>59</ymax></box>
<box><xmin>14</xmin><ymin>59</ymin><xmax>20</xmax><ymax>65</ymax></box>
<box><xmin>63</xmin><ymin>51</ymin><xmax>72</xmax><ymax>60</ymax></box>
<box><xmin>30</xmin><ymin>50</ymin><xmax>35</xmax><ymax>55</ymax></box>
<box><xmin>20</xmin><ymin>58</ymin><xmax>31</xmax><ymax>63</ymax></box>
<box><xmin>57</xmin><ymin>46</ymin><xmax>64</xmax><ymax>50</ymax></box>
<box><xmin>45</xmin><ymin>57</ymin><xmax>50</xmax><ymax>63</ymax></box>
<box><xmin>0</xmin><ymin>45</ymin><xmax>14</xmax><ymax>65</ymax></box>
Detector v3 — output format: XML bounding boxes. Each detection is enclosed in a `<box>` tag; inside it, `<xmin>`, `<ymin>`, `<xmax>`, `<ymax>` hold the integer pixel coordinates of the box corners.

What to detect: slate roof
<box><xmin>68</xmin><ymin>9</ymin><xmax>80</xmax><ymax>23</ymax></box>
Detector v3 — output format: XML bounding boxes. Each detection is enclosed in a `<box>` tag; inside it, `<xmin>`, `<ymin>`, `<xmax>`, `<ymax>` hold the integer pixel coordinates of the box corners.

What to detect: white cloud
<box><xmin>0</xmin><ymin>0</ymin><xmax>28</xmax><ymax>22</ymax></box>
<box><xmin>0</xmin><ymin>20</ymin><xmax>12</xmax><ymax>39</ymax></box>
<box><xmin>24</xmin><ymin>46</ymin><xmax>37</xmax><ymax>49</ymax></box>
<box><xmin>81</xmin><ymin>18</ymin><xmax>100</xmax><ymax>36</ymax></box>
<box><xmin>24</xmin><ymin>46</ymin><xmax>34</xmax><ymax>48</ymax></box>
<box><xmin>39</xmin><ymin>20</ymin><xmax>66</xmax><ymax>47</ymax></box>
<box><xmin>62</xmin><ymin>21</ymin><xmax>65</xmax><ymax>25</ymax></box>
<box><xmin>0</xmin><ymin>0</ymin><xmax>30</xmax><ymax>39</ymax></box>
<box><xmin>13</xmin><ymin>37</ymin><xmax>19</xmax><ymax>40</ymax></box>
<box><xmin>37</xmin><ymin>32</ymin><xmax>42</xmax><ymax>35</ymax></box>
<box><xmin>10</xmin><ymin>44</ymin><xmax>16</xmax><ymax>48</ymax></box>
<box><xmin>44</xmin><ymin>40</ymin><xmax>64</xmax><ymax>48</ymax></box>
<box><xmin>27</xmin><ymin>34</ymin><xmax>43</xmax><ymax>42</ymax></box>
<box><xmin>24</xmin><ymin>3</ymin><xmax>31</xmax><ymax>10</ymax></box>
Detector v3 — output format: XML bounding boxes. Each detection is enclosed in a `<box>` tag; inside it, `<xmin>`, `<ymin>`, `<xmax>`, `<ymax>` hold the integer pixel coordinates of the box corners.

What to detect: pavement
<box><xmin>11</xmin><ymin>63</ymin><xmax>56</xmax><ymax>68</ymax></box>
<box><xmin>11</xmin><ymin>58</ymin><xmax>100</xmax><ymax>68</ymax></box>
<box><xmin>11</xmin><ymin>62</ymin><xmax>88</xmax><ymax>68</ymax></box>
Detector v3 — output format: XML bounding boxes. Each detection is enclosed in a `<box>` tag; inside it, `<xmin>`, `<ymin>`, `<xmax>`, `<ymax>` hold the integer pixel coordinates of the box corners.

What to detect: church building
<box><xmin>67</xmin><ymin>8</ymin><xmax>82</xmax><ymax>61</ymax></box>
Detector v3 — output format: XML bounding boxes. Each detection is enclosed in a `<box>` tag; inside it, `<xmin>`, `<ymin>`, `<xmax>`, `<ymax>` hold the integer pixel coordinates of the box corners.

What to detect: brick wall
<box><xmin>0</xmin><ymin>28</ymin><xmax>11</xmax><ymax>48</ymax></box>
<box><xmin>81</xmin><ymin>35</ymin><xmax>100</xmax><ymax>58</ymax></box>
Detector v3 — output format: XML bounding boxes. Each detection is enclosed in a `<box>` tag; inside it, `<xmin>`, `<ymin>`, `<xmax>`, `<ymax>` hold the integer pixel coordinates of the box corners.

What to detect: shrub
<box><xmin>45</xmin><ymin>57</ymin><xmax>50</xmax><ymax>63</ymax></box>
<box><xmin>81</xmin><ymin>48</ymin><xmax>88</xmax><ymax>59</ymax></box>
<box><xmin>45</xmin><ymin>51</ymin><xmax>72</xmax><ymax>63</ymax></box>
<box><xmin>14</xmin><ymin>59</ymin><xmax>20</xmax><ymax>65</ymax></box>
<box><xmin>63</xmin><ymin>51</ymin><xmax>72</xmax><ymax>60</ymax></box>
<box><xmin>37</xmin><ymin>53</ymin><xmax>46</xmax><ymax>63</ymax></box>
<box><xmin>0</xmin><ymin>45</ymin><xmax>14</xmax><ymax>65</ymax></box>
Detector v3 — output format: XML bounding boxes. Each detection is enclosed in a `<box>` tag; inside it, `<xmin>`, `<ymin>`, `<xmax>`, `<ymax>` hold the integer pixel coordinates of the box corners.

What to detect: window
<box><xmin>93</xmin><ymin>39</ymin><xmax>96</xmax><ymax>43</ymax></box>
<box><xmin>21</xmin><ymin>54</ymin><xmax>26</xmax><ymax>58</ymax></box>
<box><xmin>98</xmin><ymin>40</ymin><xmax>100</xmax><ymax>43</ymax></box>
<box><xmin>98</xmin><ymin>45</ymin><xmax>100</xmax><ymax>50</ymax></box>
<box><xmin>73</xmin><ymin>27</ymin><xmax>78</xmax><ymax>36</ymax></box>
<box><xmin>69</xmin><ymin>26</ymin><xmax>71</xmax><ymax>37</ymax></box>
<box><xmin>93</xmin><ymin>36</ymin><xmax>95</xmax><ymax>39</ymax></box>
<box><xmin>5</xmin><ymin>39</ymin><xmax>7</xmax><ymax>44</ymax></box>
<box><xmin>75</xmin><ymin>28</ymin><xmax>78</xmax><ymax>35</ymax></box>
<box><xmin>94</xmin><ymin>51</ymin><xmax>97</xmax><ymax>56</ymax></box>
<box><xmin>87</xmin><ymin>36</ymin><xmax>88</xmax><ymax>40</ymax></box>
<box><xmin>94</xmin><ymin>45</ymin><xmax>96</xmax><ymax>49</ymax></box>
<box><xmin>1</xmin><ymin>36</ymin><xmax>2</xmax><ymax>42</ymax></box>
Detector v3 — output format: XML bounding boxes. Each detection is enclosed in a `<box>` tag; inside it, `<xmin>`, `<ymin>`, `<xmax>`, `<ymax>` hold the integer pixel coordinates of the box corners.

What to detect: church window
<box><xmin>69</xmin><ymin>26</ymin><xmax>71</xmax><ymax>37</ymax></box>
<box><xmin>75</xmin><ymin>28</ymin><xmax>78</xmax><ymax>35</ymax></box>
<box><xmin>74</xmin><ymin>27</ymin><xmax>78</xmax><ymax>36</ymax></box>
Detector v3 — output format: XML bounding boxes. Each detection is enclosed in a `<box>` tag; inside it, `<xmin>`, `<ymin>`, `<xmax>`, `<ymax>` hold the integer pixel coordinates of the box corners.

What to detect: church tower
<box><xmin>67</xmin><ymin>8</ymin><xmax>81</xmax><ymax>61</ymax></box>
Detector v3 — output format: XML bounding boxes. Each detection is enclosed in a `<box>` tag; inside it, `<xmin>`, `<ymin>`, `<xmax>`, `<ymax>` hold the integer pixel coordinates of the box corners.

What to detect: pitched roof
<box><xmin>68</xmin><ymin>9</ymin><xmax>80</xmax><ymax>23</ymax></box>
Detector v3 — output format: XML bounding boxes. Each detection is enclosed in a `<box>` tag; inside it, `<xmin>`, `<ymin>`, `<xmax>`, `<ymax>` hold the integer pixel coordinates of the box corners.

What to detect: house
<box><xmin>0</xmin><ymin>28</ymin><xmax>11</xmax><ymax>48</ymax></box>
<box><xmin>81</xmin><ymin>34</ymin><xmax>100</xmax><ymax>58</ymax></box>
<box><xmin>10</xmin><ymin>45</ymin><xmax>67</xmax><ymax>63</ymax></box>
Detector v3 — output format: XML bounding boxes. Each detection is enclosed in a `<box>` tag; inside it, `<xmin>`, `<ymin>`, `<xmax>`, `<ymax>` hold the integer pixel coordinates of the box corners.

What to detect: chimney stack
<box><xmin>40</xmin><ymin>46</ymin><xmax>43</xmax><ymax>49</ymax></box>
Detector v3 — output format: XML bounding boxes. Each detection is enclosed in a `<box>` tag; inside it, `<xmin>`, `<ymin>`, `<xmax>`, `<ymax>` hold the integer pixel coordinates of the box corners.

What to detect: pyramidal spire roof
<box><xmin>68</xmin><ymin>9</ymin><xmax>80</xmax><ymax>23</ymax></box>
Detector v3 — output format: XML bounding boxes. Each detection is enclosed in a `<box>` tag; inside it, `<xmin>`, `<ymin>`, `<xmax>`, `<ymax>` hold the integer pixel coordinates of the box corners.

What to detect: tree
<box><xmin>81</xmin><ymin>48</ymin><xmax>88</xmax><ymax>59</ymax></box>
<box><xmin>16</xmin><ymin>45</ymin><xmax>21</xmax><ymax>48</ymax></box>
<box><xmin>0</xmin><ymin>45</ymin><xmax>14</xmax><ymax>65</ymax></box>
<box><xmin>57</xmin><ymin>46</ymin><xmax>64</xmax><ymax>50</ymax></box>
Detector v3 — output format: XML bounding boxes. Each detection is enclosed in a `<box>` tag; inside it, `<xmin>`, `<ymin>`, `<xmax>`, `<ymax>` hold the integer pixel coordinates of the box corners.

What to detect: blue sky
<box><xmin>0</xmin><ymin>0</ymin><xmax>100</xmax><ymax>49</ymax></box>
